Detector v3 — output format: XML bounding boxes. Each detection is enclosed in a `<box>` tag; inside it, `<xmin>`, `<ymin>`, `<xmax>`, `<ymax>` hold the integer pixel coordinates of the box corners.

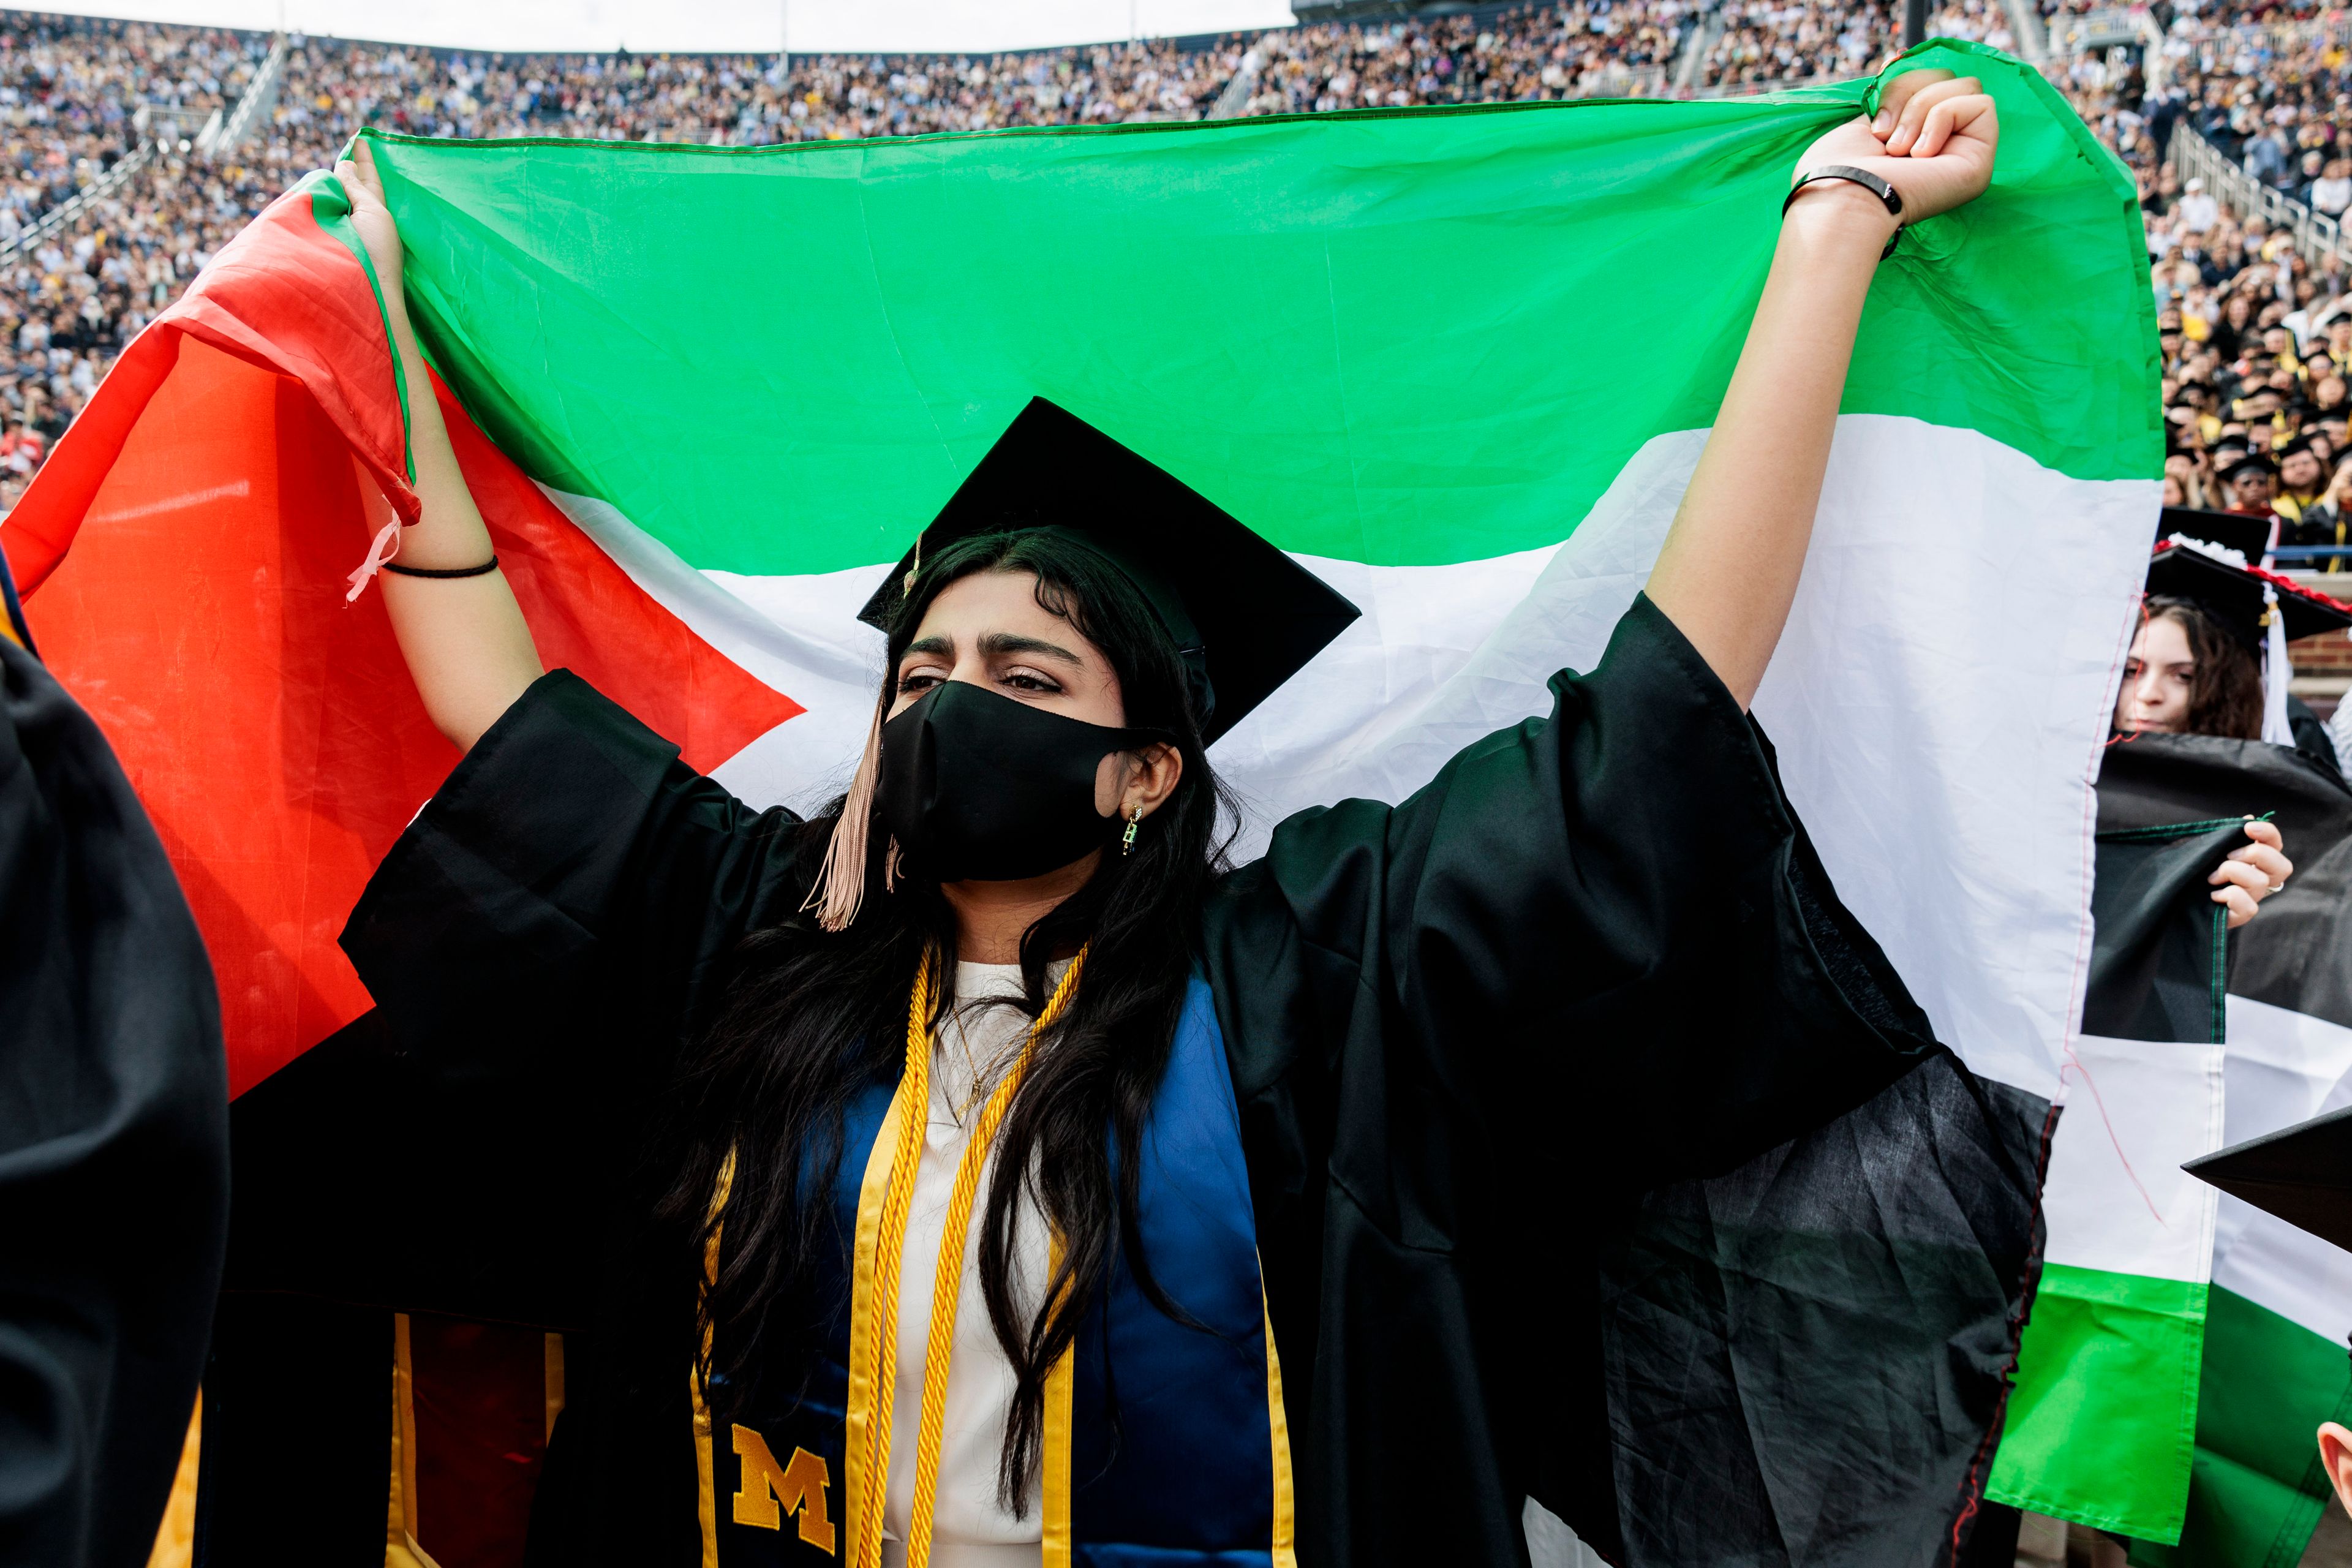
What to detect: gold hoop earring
<box><xmin>1121</xmin><ymin>805</ymin><xmax>1142</xmax><ymax>856</ymax></box>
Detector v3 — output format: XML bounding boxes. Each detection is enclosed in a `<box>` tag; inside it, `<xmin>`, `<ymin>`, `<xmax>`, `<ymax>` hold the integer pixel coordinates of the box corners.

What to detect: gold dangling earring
<box><xmin>1121</xmin><ymin>805</ymin><xmax>1142</xmax><ymax>857</ymax></box>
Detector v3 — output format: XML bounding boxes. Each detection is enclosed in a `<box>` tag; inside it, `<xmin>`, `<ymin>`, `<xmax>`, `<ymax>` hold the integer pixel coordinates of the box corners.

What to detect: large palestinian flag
<box><xmin>3</xmin><ymin>40</ymin><xmax>2158</xmax><ymax>1566</ymax></box>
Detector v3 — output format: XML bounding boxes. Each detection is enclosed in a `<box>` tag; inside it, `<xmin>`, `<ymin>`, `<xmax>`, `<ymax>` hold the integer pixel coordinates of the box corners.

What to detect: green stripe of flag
<box><xmin>2130</xmin><ymin>1287</ymin><xmax>2352</xmax><ymax>1568</ymax></box>
<box><xmin>1989</xmin><ymin>1264</ymin><xmax>2210</xmax><ymax>1539</ymax></box>
<box><xmin>364</xmin><ymin>40</ymin><xmax>2156</xmax><ymax>579</ymax></box>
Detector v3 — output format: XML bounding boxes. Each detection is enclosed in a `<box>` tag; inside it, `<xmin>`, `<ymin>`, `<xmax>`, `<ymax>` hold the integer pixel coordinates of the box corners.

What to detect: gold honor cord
<box><xmin>849</xmin><ymin>950</ymin><xmax>1087</xmax><ymax>1568</ymax></box>
<box><xmin>692</xmin><ymin>1151</ymin><xmax>738</xmax><ymax>1568</ymax></box>
<box><xmin>849</xmin><ymin>959</ymin><xmax>939</xmax><ymax>1568</ymax></box>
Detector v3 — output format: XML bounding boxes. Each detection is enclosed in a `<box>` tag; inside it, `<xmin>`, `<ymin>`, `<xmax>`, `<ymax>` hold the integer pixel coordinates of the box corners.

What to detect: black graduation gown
<box><xmin>241</xmin><ymin>594</ymin><xmax>2031</xmax><ymax>1567</ymax></box>
<box><xmin>2285</xmin><ymin>693</ymin><xmax>2344</xmax><ymax>780</ymax></box>
<box><xmin>0</xmin><ymin>632</ymin><xmax>227</xmax><ymax>1568</ymax></box>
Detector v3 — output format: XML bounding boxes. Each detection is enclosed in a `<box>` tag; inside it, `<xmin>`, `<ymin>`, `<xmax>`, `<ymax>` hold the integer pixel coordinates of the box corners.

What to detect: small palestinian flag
<box><xmin>3</xmin><ymin>41</ymin><xmax>2157</xmax><ymax>1566</ymax></box>
<box><xmin>1983</xmin><ymin>800</ymin><xmax>2239</xmax><ymax>1544</ymax></box>
<box><xmin>1978</xmin><ymin>543</ymin><xmax>2352</xmax><ymax>1562</ymax></box>
<box><xmin>2100</xmin><ymin>736</ymin><xmax>2352</xmax><ymax>1568</ymax></box>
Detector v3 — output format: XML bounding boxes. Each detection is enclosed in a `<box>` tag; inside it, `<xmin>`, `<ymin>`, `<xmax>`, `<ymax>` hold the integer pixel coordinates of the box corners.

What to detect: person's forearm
<box><xmin>1645</xmin><ymin>181</ymin><xmax>1894</xmax><ymax>709</ymax></box>
<box><xmin>381</xmin><ymin>294</ymin><xmax>491</xmax><ymax>568</ymax></box>
<box><xmin>375</xmin><ymin>286</ymin><xmax>545</xmax><ymax>751</ymax></box>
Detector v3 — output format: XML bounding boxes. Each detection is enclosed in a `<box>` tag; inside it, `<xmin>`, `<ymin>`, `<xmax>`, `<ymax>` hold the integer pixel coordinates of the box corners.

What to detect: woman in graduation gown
<box><xmin>328</xmin><ymin>73</ymin><xmax>2001</xmax><ymax>1568</ymax></box>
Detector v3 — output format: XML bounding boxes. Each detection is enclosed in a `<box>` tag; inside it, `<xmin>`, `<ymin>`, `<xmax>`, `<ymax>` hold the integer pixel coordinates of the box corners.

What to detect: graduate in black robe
<box><xmin>227</xmin><ymin>78</ymin><xmax>2037</xmax><ymax>1567</ymax></box>
<box><xmin>0</xmin><ymin>552</ymin><xmax>227</xmax><ymax>1568</ymax></box>
<box><xmin>2138</xmin><ymin>507</ymin><xmax>2352</xmax><ymax>780</ymax></box>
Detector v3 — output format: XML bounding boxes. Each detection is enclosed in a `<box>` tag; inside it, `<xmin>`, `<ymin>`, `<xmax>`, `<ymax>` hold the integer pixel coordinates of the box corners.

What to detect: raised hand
<box><xmin>1645</xmin><ymin>65</ymin><xmax>2002</xmax><ymax>709</ymax></box>
<box><xmin>333</xmin><ymin>139</ymin><xmax>406</xmax><ymax>298</ymax></box>
<box><xmin>328</xmin><ymin>137</ymin><xmax>545</xmax><ymax>752</ymax></box>
<box><xmin>1792</xmin><ymin>68</ymin><xmax>2000</xmax><ymax>231</ymax></box>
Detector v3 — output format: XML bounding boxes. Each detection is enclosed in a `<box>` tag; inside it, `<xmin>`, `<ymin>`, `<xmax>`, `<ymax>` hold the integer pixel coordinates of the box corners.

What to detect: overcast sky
<box><xmin>17</xmin><ymin>0</ymin><xmax>1298</xmax><ymax>54</ymax></box>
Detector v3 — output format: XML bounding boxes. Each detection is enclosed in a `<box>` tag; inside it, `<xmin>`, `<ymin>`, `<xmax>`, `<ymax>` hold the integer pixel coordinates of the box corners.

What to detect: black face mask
<box><xmin>878</xmin><ymin>680</ymin><xmax>1164</xmax><ymax>883</ymax></box>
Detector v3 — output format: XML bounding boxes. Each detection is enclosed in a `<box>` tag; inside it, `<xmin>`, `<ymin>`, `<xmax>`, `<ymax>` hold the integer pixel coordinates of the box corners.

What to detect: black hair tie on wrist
<box><xmin>380</xmin><ymin>556</ymin><xmax>500</xmax><ymax>579</ymax></box>
<box><xmin>1784</xmin><ymin>164</ymin><xmax>1905</xmax><ymax>260</ymax></box>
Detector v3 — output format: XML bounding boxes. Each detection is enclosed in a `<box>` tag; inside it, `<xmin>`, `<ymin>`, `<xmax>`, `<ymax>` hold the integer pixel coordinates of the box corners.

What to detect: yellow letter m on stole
<box><xmin>731</xmin><ymin>1424</ymin><xmax>837</xmax><ymax>1554</ymax></box>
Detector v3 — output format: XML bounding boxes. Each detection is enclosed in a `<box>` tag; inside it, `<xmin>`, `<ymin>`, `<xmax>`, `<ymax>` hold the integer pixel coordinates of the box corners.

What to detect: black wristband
<box><xmin>381</xmin><ymin>556</ymin><xmax>499</xmax><ymax>579</ymax></box>
<box><xmin>1784</xmin><ymin>165</ymin><xmax>1905</xmax><ymax>259</ymax></box>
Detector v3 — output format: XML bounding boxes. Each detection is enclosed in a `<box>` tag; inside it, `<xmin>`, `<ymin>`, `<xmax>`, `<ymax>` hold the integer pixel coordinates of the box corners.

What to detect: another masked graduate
<box><xmin>318</xmin><ymin>70</ymin><xmax>2005</xmax><ymax>1568</ymax></box>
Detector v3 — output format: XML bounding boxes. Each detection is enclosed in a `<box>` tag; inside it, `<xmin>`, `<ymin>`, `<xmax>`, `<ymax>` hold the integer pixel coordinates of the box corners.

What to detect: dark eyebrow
<box><xmin>979</xmin><ymin>631</ymin><xmax>1086</xmax><ymax>667</ymax></box>
<box><xmin>903</xmin><ymin>634</ymin><xmax>954</xmax><ymax>660</ymax></box>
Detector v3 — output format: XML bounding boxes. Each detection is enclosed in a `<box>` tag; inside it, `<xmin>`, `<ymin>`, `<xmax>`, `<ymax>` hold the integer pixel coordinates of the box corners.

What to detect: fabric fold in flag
<box><xmin>2</xmin><ymin>167</ymin><xmax>801</xmax><ymax>1096</ymax></box>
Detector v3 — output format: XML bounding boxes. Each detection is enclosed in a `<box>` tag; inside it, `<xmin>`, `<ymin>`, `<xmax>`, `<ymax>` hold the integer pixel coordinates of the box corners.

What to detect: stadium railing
<box><xmin>2050</xmin><ymin>5</ymin><xmax>2154</xmax><ymax>51</ymax></box>
<box><xmin>2173</xmin><ymin>119</ymin><xmax>2352</xmax><ymax>271</ymax></box>
<box><xmin>201</xmin><ymin>34</ymin><xmax>287</xmax><ymax>158</ymax></box>
<box><xmin>0</xmin><ymin>142</ymin><xmax>159</xmax><ymax>263</ymax></box>
<box><xmin>2184</xmin><ymin>16</ymin><xmax>2352</xmax><ymax>58</ymax></box>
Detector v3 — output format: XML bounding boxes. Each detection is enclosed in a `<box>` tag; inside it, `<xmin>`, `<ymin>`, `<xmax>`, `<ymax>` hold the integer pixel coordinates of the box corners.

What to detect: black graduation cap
<box><xmin>2158</xmin><ymin>507</ymin><xmax>2271</xmax><ymax>561</ymax></box>
<box><xmin>2219</xmin><ymin>450</ymin><xmax>2278</xmax><ymax>483</ymax></box>
<box><xmin>856</xmin><ymin>398</ymin><xmax>1361</xmax><ymax>744</ymax></box>
<box><xmin>2146</xmin><ymin>521</ymin><xmax>2352</xmax><ymax>646</ymax></box>
<box><xmin>2185</xmin><ymin>1103</ymin><xmax>2352</xmax><ymax>1255</ymax></box>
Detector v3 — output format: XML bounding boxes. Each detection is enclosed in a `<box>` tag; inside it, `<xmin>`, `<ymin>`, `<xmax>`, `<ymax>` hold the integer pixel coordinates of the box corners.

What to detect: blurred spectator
<box><xmin>2316</xmin><ymin>157</ymin><xmax>2352</xmax><ymax>214</ymax></box>
<box><xmin>2180</xmin><ymin>173</ymin><xmax>2220</xmax><ymax>230</ymax></box>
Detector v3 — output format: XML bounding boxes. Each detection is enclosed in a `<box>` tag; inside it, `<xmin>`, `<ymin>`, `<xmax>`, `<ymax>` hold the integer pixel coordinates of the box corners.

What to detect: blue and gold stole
<box><xmin>690</xmin><ymin>978</ymin><xmax>1294</xmax><ymax>1567</ymax></box>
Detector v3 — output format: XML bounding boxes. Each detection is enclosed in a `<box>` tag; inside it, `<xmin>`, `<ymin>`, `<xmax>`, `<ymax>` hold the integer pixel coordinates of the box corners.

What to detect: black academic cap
<box><xmin>2159</xmin><ymin>506</ymin><xmax>2272</xmax><ymax>560</ymax></box>
<box><xmin>2185</xmin><ymin>1103</ymin><xmax>2352</xmax><ymax>1255</ymax></box>
<box><xmin>2220</xmin><ymin>451</ymin><xmax>2279</xmax><ymax>482</ymax></box>
<box><xmin>856</xmin><ymin>398</ymin><xmax>1361</xmax><ymax>744</ymax></box>
<box><xmin>2146</xmin><ymin>538</ymin><xmax>2352</xmax><ymax>645</ymax></box>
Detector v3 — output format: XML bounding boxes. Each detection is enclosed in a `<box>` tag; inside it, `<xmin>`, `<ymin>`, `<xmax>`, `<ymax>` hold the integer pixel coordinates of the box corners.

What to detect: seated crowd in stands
<box><xmin>1229</xmin><ymin>6</ymin><xmax>1687</xmax><ymax>111</ymax></box>
<box><xmin>0</xmin><ymin>0</ymin><xmax>2331</xmax><ymax>530</ymax></box>
<box><xmin>2116</xmin><ymin>9</ymin><xmax>2352</xmax><ymax>567</ymax></box>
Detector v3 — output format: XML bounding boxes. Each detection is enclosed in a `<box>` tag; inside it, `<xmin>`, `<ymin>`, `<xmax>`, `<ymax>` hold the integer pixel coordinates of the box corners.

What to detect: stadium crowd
<box><xmin>0</xmin><ymin>0</ymin><xmax>2335</xmax><ymax>537</ymax></box>
<box><xmin>2117</xmin><ymin>11</ymin><xmax>2352</xmax><ymax>576</ymax></box>
<box><xmin>0</xmin><ymin>0</ymin><xmax>1897</xmax><ymax>507</ymax></box>
<box><xmin>1226</xmin><ymin>5</ymin><xmax>1689</xmax><ymax>111</ymax></box>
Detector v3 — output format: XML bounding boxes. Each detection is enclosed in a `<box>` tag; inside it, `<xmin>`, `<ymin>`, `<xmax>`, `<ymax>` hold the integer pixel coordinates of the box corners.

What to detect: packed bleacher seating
<box><xmin>0</xmin><ymin>0</ymin><xmax>1766</xmax><ymax>511</ymax></box>
<box><xmin>269</xmin><ymin>36</ymin><xmax>1237</xmax><ymax>148</ymax></box>
<box><xmin>1227</xmin><ymin>6</ymin><xmax>1689</xmax><ymax>111</ymax></box>
<box><xmin>2122</xmin><ymin>6</ymin><xmax>2352</xmax><ymax>606</ymax></box>
<box><xmin>0</xmin><ymin>0</ymin><xmax>2331</xmax><ymax>543</ymax></box>
<box><xmin>0</xmin><ymin>18</ymin><xmax>277</xmax><ymax>500</ymax></box>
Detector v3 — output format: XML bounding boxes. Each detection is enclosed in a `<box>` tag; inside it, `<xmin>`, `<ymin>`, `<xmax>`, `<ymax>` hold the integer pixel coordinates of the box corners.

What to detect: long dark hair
<box><xmin>2144</xmin><ymin>594</ymin><xmax>2265</xmax><ymax>739</ymax></box>
<box><xmin>654</xmin><ymin>529</ymin><xmax>1237</xmax><ymax>1509</ymax></box>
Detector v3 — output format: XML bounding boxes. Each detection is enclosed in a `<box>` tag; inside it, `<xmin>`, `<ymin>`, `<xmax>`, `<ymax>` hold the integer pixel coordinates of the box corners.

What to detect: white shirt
<box><xmin>878</xmin><ymin>961</ymin><xmax>1054</xmax><ymax>1568</ymax></box>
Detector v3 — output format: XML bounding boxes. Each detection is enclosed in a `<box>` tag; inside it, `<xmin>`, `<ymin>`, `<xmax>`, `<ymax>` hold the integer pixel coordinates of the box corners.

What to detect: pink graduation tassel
<box><xmin>802</xmin><ymin>700</ymin><xmax>888</xmax><ymax>932</ymax></box>
<box><xmin>344</xmin><ymin>516</ymin><xmax>403</xmax><ymax>604</ymax></box>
